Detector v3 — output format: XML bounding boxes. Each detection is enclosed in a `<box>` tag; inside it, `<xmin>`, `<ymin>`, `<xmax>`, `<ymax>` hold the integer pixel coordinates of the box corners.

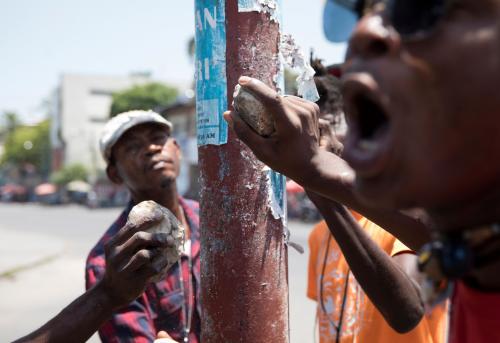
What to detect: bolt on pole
<box><xmin>194</xmin><ymin>0</ymin><xmax>289</xmax><ymax>342</ymax></box>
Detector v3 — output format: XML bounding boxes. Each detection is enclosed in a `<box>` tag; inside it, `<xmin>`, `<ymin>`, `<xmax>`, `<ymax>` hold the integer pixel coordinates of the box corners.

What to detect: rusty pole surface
<box><xmin>196</xmin><ymin>0</ymin><xmax>289</xmax><ymax>342</ymax></box>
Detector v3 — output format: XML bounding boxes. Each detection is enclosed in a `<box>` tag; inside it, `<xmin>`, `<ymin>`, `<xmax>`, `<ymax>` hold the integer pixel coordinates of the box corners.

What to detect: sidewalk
<box><xmin>0</xmin><ymin>228</ymin><xmax>65</xmax><ymax>277</ymax></box>
<box><xmin>0</xmin><ymin>226</ymin><xmax>100</xmax><ymax>342</ymax></box>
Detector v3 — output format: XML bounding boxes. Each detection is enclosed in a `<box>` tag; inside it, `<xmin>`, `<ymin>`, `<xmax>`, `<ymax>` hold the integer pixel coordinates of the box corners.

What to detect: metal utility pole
<box><xmin>195</xmin><ymin>0</ymin><xmax>288</xmax><ymax>342</ymax></box>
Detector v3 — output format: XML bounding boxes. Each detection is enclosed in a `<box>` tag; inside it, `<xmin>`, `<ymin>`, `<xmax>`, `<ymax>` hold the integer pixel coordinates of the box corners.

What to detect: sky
<box><xmin>0</xmin><ymin>0</ymin><xmax>346</xmax><ymax>123</ymax></box>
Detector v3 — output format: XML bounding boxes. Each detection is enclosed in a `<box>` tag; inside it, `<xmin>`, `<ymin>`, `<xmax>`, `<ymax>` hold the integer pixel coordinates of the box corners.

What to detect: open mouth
<box><xmin>353</xmin><ymin>93</ymin><xmax>389</xmax><ymax>142</ymax></box>
<box><xmin>342</xmin><ymin>74</ymin><xmax>392</xmax><ymax>178</ymax></box>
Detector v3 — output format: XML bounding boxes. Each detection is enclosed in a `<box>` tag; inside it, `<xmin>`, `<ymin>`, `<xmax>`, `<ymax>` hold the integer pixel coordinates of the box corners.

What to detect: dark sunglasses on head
<box><xmin>333</xmin><ymin>0</ymin><xmax>366</xmax><ymax>17</ymax></box>
<box><xmin>386</xmin><ymin>0</ymin><xmax>454</xmax><ymax>40</ymax></box>
<box><xmin>331</xmin><ymin>0</ymin><xmax>454</xmax><ymax>40</ymax></box>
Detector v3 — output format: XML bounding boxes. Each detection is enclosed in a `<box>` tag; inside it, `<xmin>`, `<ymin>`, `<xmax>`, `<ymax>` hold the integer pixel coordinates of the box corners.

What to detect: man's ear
<box><xmin>106</xmin><ymin>163</ymin><xmax>123</xmax><ymax>185</ymax></box>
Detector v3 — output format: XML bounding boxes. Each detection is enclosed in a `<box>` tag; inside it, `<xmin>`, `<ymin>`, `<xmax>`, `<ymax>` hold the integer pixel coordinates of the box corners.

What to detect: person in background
<box><xmin>86</xmin><ymin>110</ymin><xmax>200</xmax><ymax>343</ymax></box>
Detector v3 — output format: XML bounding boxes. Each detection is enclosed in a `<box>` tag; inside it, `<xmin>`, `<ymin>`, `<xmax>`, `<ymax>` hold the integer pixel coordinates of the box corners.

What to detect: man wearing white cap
<box><xmin>86</xmin><ymin>110</ymin><xmax>201</xmax><ymax>343</ymax></box>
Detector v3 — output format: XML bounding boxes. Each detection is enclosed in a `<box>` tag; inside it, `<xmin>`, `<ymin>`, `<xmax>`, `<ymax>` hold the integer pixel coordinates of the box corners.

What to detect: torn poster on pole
<box><xmin>195</xmin><ymin>0</ymin><xmax>228</xmax><ymax>146</ymax></box>
<box><xmin>280</xmin><ymin>33</ymin><xmax>320</xmax><ymax>102</ymax></box>
<box><xmin>238</xmin><ymin>0</ymin><xmax>281</xmax><ymax>23</ymax></box>
<box><xmin>264</xmin><ymin>167</ymin><xmax>287</xmax><ymax>223</ymax></box>
<box><xmin>269</xmin><ymin>40</ymin><xmax>287</xmax><ymax>224</ymax></box>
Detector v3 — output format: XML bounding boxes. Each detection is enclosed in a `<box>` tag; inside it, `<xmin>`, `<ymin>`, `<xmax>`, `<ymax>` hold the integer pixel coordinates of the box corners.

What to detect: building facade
<box><xmin>52</xmin><ymin>73</ymin><xmax>152</xmax><ymax>179</ymax></box>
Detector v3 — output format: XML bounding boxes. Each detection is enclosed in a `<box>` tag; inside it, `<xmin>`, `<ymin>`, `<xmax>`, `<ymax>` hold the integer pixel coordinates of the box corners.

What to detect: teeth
<box><xmin>358</xmin><ymin>139</ymin><xmax>379</xmax><ymax>152</ymax></box>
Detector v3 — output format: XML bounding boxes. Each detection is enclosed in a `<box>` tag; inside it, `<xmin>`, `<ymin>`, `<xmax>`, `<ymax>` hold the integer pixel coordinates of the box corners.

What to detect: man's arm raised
<box><xmin>224</xmin><ymin>76</ymin><xmax>430</xmax><ymax>250</ymax></box>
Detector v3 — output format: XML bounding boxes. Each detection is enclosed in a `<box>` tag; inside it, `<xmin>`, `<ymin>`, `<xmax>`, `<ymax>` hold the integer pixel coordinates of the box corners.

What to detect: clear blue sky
<box><xmin>0</xmin><ymin>0</ymin><xmax>346</xmax><ymax>123</ymax></box>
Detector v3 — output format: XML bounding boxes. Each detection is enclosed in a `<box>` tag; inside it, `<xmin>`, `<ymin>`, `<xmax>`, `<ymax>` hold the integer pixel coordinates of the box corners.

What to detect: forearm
<box><xmin>350</xmin><ymin>206</ymin><xmax>430</xmax><ymax>250</ymax></box>
<box><xmin>302</xmin><ymin>150</ymin><xmax>429</xmax><ymax>250</ymax></box>
<box><xmin>313</xmin><ymin>197</ymin><xmax>424</xmax><ymax>333</ymax></box>
<box><xmin>297</xmin><ymin>149</ymin><xmax>356</xmax><ymax>204</ymax></box>
<box><xmin>14</xmin><ymin>282</ymin><xmax>115</xmax><ymax>343</ymax></box>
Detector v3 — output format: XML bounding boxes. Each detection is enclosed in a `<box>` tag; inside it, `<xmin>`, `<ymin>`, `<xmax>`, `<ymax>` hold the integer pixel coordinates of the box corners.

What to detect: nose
<box><xmin>347</xmin><ymin>13</ymin><xmax>400</xmax><ymax>60</ymax></box>
<box><xmin>145</xmin><ymin>142</ymin><xmax>162</xmax><ymax>157</ymax></box>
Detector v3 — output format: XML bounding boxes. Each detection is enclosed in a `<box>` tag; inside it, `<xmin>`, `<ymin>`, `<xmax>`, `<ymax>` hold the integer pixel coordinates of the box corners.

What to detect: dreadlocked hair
<box><xmin>311</xmin><ymin>57</ymin><xmax>343</xmax><ymax>127</ymax></box>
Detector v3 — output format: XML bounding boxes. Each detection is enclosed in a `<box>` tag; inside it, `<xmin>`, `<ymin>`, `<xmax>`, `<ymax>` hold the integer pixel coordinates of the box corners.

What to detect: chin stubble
<box><xmin>160</xmin><ymin>178</ymin><xmax>174</xmax><ymax>189</ymax></box>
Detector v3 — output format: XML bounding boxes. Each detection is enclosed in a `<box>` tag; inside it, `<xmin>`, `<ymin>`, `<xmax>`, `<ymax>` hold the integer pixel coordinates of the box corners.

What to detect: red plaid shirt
<box><xmin>86</xmin><ymin>198</ymin><xmax>201</xmax><ymax>343</ymax></box>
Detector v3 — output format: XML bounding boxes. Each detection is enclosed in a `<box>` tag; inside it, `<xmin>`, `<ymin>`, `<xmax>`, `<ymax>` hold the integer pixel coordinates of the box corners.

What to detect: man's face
<box><xmin>341</xmin><ymin>0</ymin><xmax>500</xmax><ymax>210</ymax></box>
<box><xmin>108</xmin><ymin>123</ymin><xmax>181</xmax><ymax>196</ymax></box>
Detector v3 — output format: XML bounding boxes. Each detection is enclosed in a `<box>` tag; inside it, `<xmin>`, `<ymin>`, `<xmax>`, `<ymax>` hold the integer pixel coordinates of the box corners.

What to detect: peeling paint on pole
<box><xmin>197</xmin><ymin>0</ymin><xmax>289</xmax><ymax>341</ymax></box>
<box><xmin>236</xmin><ymin>0</ymin><xmax>287</xmax><ymax>224</ymax></box>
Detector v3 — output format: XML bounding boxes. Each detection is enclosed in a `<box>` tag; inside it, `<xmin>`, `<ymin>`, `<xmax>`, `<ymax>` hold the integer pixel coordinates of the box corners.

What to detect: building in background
<box><xmin>51</xmin><ymin>72</ymin><xmax>153</xmax><ymax>180</ymax></box>
<box><xmin>50</xmin><ymin>72</ymin><xmax>197</xmax><ymax>200</ymax></box>
<box><xmin>157</xmin><ymin>93</ymin><xmax>198</xmax><ymax>199</ymax></box>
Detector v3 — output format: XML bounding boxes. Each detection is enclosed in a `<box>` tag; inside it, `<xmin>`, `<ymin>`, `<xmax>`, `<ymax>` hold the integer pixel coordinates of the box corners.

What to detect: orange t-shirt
<box><xmin>307</xmin><ymin>217</ymin><xmax>448</xmax><ymax>343</ymax></box>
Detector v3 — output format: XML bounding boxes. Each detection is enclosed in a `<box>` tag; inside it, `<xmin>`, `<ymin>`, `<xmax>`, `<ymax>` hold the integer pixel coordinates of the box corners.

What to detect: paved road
<box><xmin>0</xmin><ymin>203</ymin><xmax>316</xmax><ymax>342</ymax></box>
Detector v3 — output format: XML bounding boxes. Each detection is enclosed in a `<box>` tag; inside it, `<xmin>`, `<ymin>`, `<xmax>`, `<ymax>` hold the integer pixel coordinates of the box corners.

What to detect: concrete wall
<box><xmin>58</xmin><ymin>73</ymin><xmax>152</xmax><ymax>178</ymax></box>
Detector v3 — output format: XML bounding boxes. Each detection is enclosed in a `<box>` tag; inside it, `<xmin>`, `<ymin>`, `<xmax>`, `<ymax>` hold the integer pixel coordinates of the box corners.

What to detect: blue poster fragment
<box><xmin>238</xmin><ymin>0</ymin><xmax>260</xmax><ymax>11</ymax></box>
<box><xmin>266</xmin><ymin>169</ymin><xmax>287</xmax><ymax>222</ymax></box>
<box><xmin>195</xmin><ymin>0</ymin><xmax>228</xmax><ymax>146</ymax></box>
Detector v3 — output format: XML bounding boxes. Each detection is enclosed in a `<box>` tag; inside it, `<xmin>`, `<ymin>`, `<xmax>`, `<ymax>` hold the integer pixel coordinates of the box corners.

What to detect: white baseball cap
<box><xmin>99</xmin><ymin>110</ymin><xmax>173</xmax><ymax>164</ymax></box>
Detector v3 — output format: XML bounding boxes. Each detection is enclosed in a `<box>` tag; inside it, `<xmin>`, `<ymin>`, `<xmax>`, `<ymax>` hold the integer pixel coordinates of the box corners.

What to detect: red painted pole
<box><xmin>195</xmin><ymin>0</ymin><xmax>289</xmax><ymax>341</ymax></box>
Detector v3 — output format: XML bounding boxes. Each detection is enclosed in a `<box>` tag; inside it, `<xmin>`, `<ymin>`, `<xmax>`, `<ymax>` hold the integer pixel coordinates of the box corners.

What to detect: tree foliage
<box><xmin>284</xmin><ymin>68</ymin><xmax>299</xmax><ymax>95</ymax></box>
<box><xmin>50</xmin><ymin>163</ymin><xmax>88</xmax><ymax>186</ymax></box>
<box><xmin>110</xmin><ymin>82</ymin><xmax>178</xmax><ymax>117</ymax></box>
<box><xmin>1</xmin><ymin>119</ymin><xmax>51</xmax><ymax>175</ymax></box>
<box><xmin>1</xmin><ymin>111</ymin><xmax>21</xmax><ymax>133</ymax></box>
<box><xmin>187</xmin><ymin>37</ymin><xmax>195</xmax><ymax>61</ymax></box>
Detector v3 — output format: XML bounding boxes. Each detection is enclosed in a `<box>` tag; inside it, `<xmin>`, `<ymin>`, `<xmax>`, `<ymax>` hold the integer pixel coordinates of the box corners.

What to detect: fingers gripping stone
<box><xmin>127</xmin><ymin>200</ymin><xmax>185</xmax><ymax>282</ymax></box>
<box><xmin>233</xmin><ymin>84</ymin><xmax>276</xmax><ymax>137</ymax></box>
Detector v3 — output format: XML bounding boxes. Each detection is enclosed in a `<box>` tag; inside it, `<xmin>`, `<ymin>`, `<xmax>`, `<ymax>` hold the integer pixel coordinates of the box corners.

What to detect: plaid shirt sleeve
<box><xmin>86</xmin><ymin>242</ymin><xmax>156</xmax><ymax>342</ymax></box>
<box><xmin>85</xmin><ymin>199</ymin><xmax>201</xmax><ymax>342</ymax></box>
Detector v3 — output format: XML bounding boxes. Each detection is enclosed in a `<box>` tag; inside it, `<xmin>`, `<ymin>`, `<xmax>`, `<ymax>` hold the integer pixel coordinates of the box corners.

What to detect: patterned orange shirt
<box><xmin>307</xmin><ymin>216</ymin><xmax>448</xmax><ymax>343</ymax></box>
